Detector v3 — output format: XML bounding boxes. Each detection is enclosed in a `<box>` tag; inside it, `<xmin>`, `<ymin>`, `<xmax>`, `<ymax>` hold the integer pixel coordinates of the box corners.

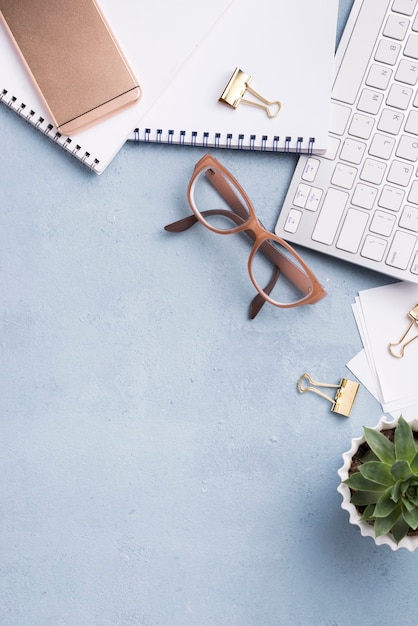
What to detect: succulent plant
<box><xmin>344</xmin><ymin>416</ymin><xmax>418</xmax><ymax>544</ymax></box>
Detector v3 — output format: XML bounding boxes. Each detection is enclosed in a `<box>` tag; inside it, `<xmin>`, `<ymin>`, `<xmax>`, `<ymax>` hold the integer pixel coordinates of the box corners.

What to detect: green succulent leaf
<box><xmin>373</xmin><ymin>490</ymin><xmax>399</xmax><ymax>518</ymax></box>
<box><xmin>391</xmin><ymin>516</ymin><xmax>410</xmax><ymax>544</ymax></box>
<box><xmin>361</xmin><ymin>449</ymin><xmax>380</xmax><ymax>463</ymax></box>
<box><xmin>374</xmin><ymin>504</ymin><xmax>402</xmax><ymax>537</ymax></box>
<box><xmin>344</xmin><ymin>473</ymin><xmax>388</xmax><ymax>492</ymax></box>
<box><xmin>395</xmin><ymin>416</ymin><xmax>416</xmax><ymax>463</ymax></box>
<box><xmin>363</xmin><ymin>427</ymin><xmax>395</xmax><ymax>464</ymax></box>
<box><xmin>361</xmin><ymin>504</ymin><xmax>376</xmax><ymax>521</ymax></box>
<box><xmin>403</xmin><ymin>505</ymin><xmax>418</xmax><ymax>531</ymax></box>
<box><xmin>391</xmin><ymin>480</ymin><xmax>402</xmax><ymax>503</ymax></box>
<box><xmin>350</xmin><ymin>491</ymin><xmax>380</xmax><ymax>506</ymax></box>
<box><xmin>407</xmin><ymin>492</ymin><xmax>418</xmax><ymax>508</ymax></box>
<box><xmin>359</xmin><ymin>461</ymin><xmax>393</xmax><ymax>486</ymax></box>
<box><xmin>402</xmin><ymin>496</ymin><xmax>416</xmax><ymax>513</ymax></box>
<box><xmin>391</xmin><ymin>460</ymin><xmax>412</xmax><ymax>481</ymax></box>
<box><xmin>412</xmin><ymin>452</ymin><xmax>418</xmax><ymax>474</ymax></box>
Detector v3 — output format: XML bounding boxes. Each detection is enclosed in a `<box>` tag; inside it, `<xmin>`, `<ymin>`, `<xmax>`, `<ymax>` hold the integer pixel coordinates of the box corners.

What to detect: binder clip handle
<box><xmin>297</xmin><ymin>372</ymin><xmax>359</xmax><ymax>417</ymax></box>
<box><xmin>297</xmin><ymin>373</ymin><xmax>337</xmax><ymax>403</ymax></box>
<box><xmin>219</xmin><ymin>68</ymin><xmax>281</xmax><ymax>119</ymax></box>
<box><xmin>388</xmin><ymin>304</ymin><xmax>418</xmax><ymax>358</ymax></box>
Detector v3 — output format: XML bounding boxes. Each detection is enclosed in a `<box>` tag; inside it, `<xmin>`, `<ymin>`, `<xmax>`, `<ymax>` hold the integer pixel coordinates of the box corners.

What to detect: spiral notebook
<box><xmin>0</xmin><ymin>0</ymin><xmax>338</xmax><ymax>171</ymax></box>
<box><xmin>0</xmin><ymin>0</ymin><xmax>232</xmax><ymax>173</ymax></box>
<box><xmin>129</xmin><ymin>0</ymin><xmax>339</xmax><ymax>154</ymax></box>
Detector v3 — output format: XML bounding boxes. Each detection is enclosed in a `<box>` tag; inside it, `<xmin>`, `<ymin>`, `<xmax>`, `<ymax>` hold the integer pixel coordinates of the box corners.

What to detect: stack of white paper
<box><xmin>347</xmin><ymin>281</ymin><xmax>418</xmax><ymax>420</ymax></box>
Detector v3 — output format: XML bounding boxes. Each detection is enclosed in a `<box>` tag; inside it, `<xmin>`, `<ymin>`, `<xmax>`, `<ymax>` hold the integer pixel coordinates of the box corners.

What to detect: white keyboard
<box><xmin>275</xmin><ymin>0</ymin><xmax>418</xmax><ymax>283</ymax></box>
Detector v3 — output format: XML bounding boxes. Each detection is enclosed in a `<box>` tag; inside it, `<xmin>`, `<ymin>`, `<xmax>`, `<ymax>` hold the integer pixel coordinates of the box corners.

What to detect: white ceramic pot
<box><xmin>337</xmin><ymin>415</ymin><xmax>418</xmax><ymax>552</ymax></box>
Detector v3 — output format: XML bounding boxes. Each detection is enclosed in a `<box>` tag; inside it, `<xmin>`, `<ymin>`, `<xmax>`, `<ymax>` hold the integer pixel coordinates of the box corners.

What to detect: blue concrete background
<box><xmin>2</xmin><ymin>2</ymin><xmax>417</xmax><ymax>624</ymax></box>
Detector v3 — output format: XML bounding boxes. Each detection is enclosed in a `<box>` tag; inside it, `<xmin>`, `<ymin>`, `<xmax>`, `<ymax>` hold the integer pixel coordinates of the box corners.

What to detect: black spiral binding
<box><xmin>131</xmin><ymin>127</ymin><xmax>316</xmax><ymax>154</ymax></box>
<box><xmin>0</xmin><ymin>89</ymin><xmax>100</xmax><ymax>171</ymax></box>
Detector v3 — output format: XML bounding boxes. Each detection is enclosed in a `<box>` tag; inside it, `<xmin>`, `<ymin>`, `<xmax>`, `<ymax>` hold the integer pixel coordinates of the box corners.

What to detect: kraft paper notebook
<box><xmin>129</xmin><ymin>0</ymin><xmax>339</xmax><ymax>154</ymax></box>
<box><xmin>0</xmin><ymin>0</ymin><xmax>232</xmax><ymax>173</ymax></box>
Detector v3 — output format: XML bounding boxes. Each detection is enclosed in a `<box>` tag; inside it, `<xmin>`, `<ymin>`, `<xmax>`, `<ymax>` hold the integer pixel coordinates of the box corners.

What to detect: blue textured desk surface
<box><xmin>1</xmin><ymin>2</ymin><xmax>416</xmax><ymax>625</ymax></box>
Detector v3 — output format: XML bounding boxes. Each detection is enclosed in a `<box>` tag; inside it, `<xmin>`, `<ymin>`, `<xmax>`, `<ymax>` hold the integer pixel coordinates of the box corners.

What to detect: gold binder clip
<box><xmin>219</xmin><ymin>68</ymin><xmax>281</xmax><ymax>118</ymax></box>
<box><xmin>388</xmin><ymin>304</ymin><xmax>418</xmax><ymax>358</ymax></box>
<box><xmin>297</xmin><ymin>373</ymin><xmax>360</xmax><ymax>417</ymax></box>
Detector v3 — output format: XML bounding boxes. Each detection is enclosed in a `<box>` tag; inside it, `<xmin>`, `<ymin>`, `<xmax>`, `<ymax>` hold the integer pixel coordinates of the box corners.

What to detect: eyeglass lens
<box><xmin>250</xmin><ymin>238</ymin><xmax>314</xmax><ymax>306</ymax></box>
<box><xmin>191</xmin><ymin>166</ymin><xmax>251</xmax><ymax>231</ymax></box>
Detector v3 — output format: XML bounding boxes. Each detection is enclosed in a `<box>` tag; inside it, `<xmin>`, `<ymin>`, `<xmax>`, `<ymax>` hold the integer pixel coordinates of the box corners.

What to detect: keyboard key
<box><xmin>348</xmin><ymin>113</ymin><xmax>374</xmax><ymax>139</ymax></box>
<box><xmin>336</xmin><ymin>209</ymin><xmax>369</xmax><ymax>253</ymax></box>
<box><xmin>383</xmin><ymin>14</ymin><xmax>410</xmax><ymax>40</ymax></box>
<box><xmin>378</xmin><ymin>108</ymin><xmax>404</xmax><ymax>134</ymax></box>
<box><xmin>360</xmin><ymin>158</ymin><xmax>386</xmax><ymax>184</ymax></box>
<box><xmin>340</xmin><ymin>138</ymin><xmax>366</xmax><ymax>164</ymax></box>
<box><xmin>387</xmin><ymin>160</ymin><xmax>413</xmax><ymax>185</ymax></box>
<box><xmin>293</xmin><ymin>183</ymin><xmax>310</xmax><ymax>207</ymax></box>
<box><xmin>411</xmin><ymin>251</ymin><xmax>418</xmax><ymax>273</ymax></box>
<box><xmin>408</xmin><ymin>180</ymin><xmax>418</xmax><ymax>203</ymax></box>
<box><xmin>393</xmin><ymin>0</ymin><xmax>418</xmax><ymax>17</ymax></box>
<box><xmin>404</xmin><ymin>33</ymin><xmax>418</xmax><ymax>58</ymax></box>
<box><xmin>395</xmin><ymin>134</ymin><xmax>418</xmax><ymax>160</ymax></box>
<box><xmin>331</xmin><ymin>163</ymin><xmax>357</xmax><ymax>189</ymax></box>
<box><xmin>368</xmin><ymin>133</ymin><xmax>395</xmax><ymax>159</ymax></box>
<box><xmin>312</xmin><ymin>188</ymin><xmax>348</xmax><ymax>245</ymax></box>
<box><xmin>375</xmin><ymin>39</ymin><xmax>401</xmax><ymax>65</ymax></box>
<box><xmin>366</xmin><ymin>64</ymin><xmax>392</xmax><ymax>89</ymax></box>
<box><xmin>386</xmin><ymin>83</ymin><xmax>413</xmax><ymax>108</ymax></box>
<box><xmin>322</xmin><ymin>136</ymin><xmax>341</xmax><ymax>160</ymax></box>
<box><xmin>361</xmin><ymin>235</ymin><xmax>387</xmax><ymax>261</ymax></box>
<box><xmin>352</xmin><ymin>183</ymin><xmax>378</xmax><ymax>209</ymax></box>
<box><xmin>301</xmin><ymin>158</ymin><xmax>320</xmax><ymax>182</ymax></box>
<box><xmin>405</xmin><ymin>109</ymin><xmax>418</xmax><ymax>133</ymax></box>
<box><xmin>395</xmin><ymin>59</ymin><xmax>418</xmax><ymax>84</ymax></box>
<box><xmin>378</xmin><ymin>185</ymin><xmax>405</xmax><ymax>211</ymax></box>
<box><xmin>370</xmin><ymin>210</ymin><xmax>396</xmax><ymax>236</ymax></box>
<box><xmin>283</xmin><ymin>209</ymin><xmax>302</xmax><ymax>234</ymax></box>
<box><xmin>386</xmin><ymin>230</ymin><xmax>417</xmax><ymax>268</ymax></box>
<box><xmin>358</xmin><ymin>89</ymin><xmax>384</xmax><ymax>114</ymax></box>
<box><xmin>306</xmin><ymin>188</ymin><xmax>322</xmax><ymax>211</ymax></box>
<box><xmin>399</xmin><ymin>205</ymin><xmax>418</xmax><ymax>230</ymax></box>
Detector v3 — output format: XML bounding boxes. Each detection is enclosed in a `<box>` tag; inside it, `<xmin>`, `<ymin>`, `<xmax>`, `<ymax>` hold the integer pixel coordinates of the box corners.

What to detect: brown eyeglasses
<box><xmin>164</xmin><ymin>154</ymin><xmax>326</xmax><ymax>318</ymax></box>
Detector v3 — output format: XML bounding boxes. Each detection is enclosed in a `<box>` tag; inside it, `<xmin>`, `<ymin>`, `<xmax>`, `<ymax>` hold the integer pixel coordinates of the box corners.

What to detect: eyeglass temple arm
<box><xmin>249</xmin><ymin>265</ymin><xmax>280</xmax><ymax>319</ymax></box>
<box><xmin>164</xmin><ymin>214</ymin><xmax>200</xmax><ymax>233</ymax></box>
